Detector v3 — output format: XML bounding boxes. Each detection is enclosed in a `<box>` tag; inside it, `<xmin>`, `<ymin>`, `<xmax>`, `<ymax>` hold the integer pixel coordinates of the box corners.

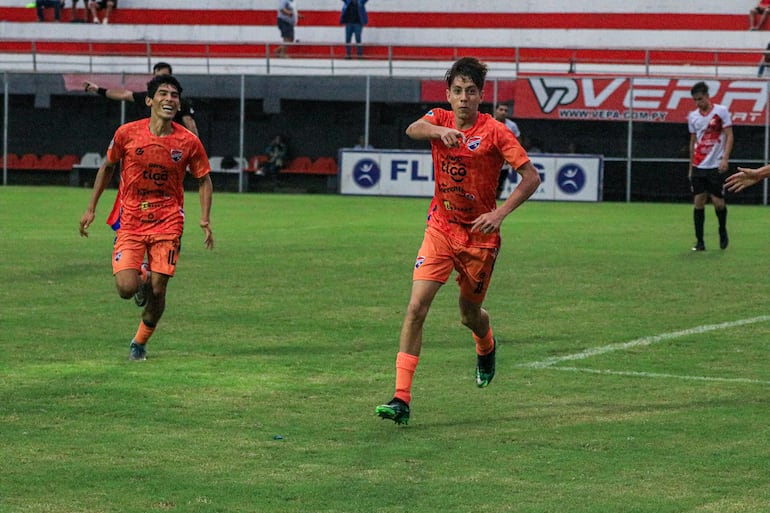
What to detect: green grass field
<box><xmin>1</xmin><ymin>186</ymin><xmax>769</xmax><ymax>513</ymax></box>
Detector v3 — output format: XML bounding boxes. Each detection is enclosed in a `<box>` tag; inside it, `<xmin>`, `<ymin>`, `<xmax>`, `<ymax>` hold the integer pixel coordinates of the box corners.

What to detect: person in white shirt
<box><xmin>494</xmin><ymin>104</ymin><xmax>520</xmax><ymax>138</ymax></box>
<box><xmin>687</xmin><ymin>81</ymin><xmax>733</xmax><ymax>251</ymax></box>
<box><xmin>493</xmin><ymin>103</ymin><xmax>521</xmax><ymax>198</ymax></box>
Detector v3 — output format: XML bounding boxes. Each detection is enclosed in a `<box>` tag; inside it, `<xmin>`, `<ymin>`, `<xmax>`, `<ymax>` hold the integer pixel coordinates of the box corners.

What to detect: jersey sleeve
<box><xmin>422</xmin><ymin>108</ymin><xmax>450</xmax><ymax>127</ymax></box>
<box><xmin>496</xmin><ymin>123</ymin><xmax>530</xmax><ymax>170</ymax></box>
<box><xmin>187</xmin><ymin>136</ymin><xmax>211</xmax><ymax>179</ymax></box>
<box><xmin>719</xmin><ymin>105</ymin><xmax>733</xmax><ymax>128</ymax></box>
<box><xmin>106</xmin><ymin>125</ymin><xmax>126</xmax><ymax>163</ymax></box>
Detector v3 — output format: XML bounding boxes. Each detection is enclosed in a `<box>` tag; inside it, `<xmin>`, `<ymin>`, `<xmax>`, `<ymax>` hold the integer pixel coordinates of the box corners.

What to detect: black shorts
<box><xmin>690</xmin><ymin>167</ymin><xmax>725</xmax><ymax>198</ymax></box>
<box><xmin>277</xmin><ymin>19</ymin><xmax>294</xmax><ymax>41</ymax></box>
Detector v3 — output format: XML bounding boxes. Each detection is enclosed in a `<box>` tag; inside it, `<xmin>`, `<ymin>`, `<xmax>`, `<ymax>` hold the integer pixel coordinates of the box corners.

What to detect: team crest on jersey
<box><xmin>466</xmin><ymin>136</ymin><xmax>482</xmax><ymax>151</ymax></box>
<box><xmin>170</xmin><ymin>149</ymin><xmax>183</xmax><ymax>162</ymax></box>
<box><xmin>415</xmin><ymin>256</ymin><xmax>425</xmax><ymax>269</ymax></box>
<box><xmin>426</xmin><ymin>110</ymin><xmax>435</xmax><ymax>117</ymax></box>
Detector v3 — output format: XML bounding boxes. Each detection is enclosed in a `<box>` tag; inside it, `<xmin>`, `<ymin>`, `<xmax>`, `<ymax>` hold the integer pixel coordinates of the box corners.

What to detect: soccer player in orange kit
<box><xmin>375</xmin><ymin>57</ymin><xmax>541</xmax><ymax>425</ymax></box>
<box><xmin>79</xmin><ymin>75</ymin><xmax>214</xmax><ymax>361</ymax></box>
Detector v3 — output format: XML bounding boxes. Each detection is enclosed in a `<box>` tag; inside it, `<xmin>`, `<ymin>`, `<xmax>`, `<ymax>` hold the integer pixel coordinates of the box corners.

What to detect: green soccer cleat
<box><xmin>475</xmin><ymin>339</ymin><xmax>496</xmax><ymax>388</ymax></box>
<box><xmin>375</xmin><ymin>398</ymin><xmax>410</xmax><ymax>425</ymax></box>
<box><xmin>129</xmin><ymin>340</ymin><xmax>147</xmax><ymax>361</ymax></box>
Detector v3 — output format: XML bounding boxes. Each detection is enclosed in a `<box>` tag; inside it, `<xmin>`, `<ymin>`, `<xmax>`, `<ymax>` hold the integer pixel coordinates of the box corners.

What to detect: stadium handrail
<box><xmin>0</xmin><ymin>40</ymin><xmax>767</xmax><ymax>78</ymax></box>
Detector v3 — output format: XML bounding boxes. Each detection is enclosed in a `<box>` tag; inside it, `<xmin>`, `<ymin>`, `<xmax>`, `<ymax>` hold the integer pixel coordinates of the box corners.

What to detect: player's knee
<box><xmin>405</xmin><ymin>300</ymin><xmax>430</xmax><ymax>324</ymax></box>
<box><xmin>459</xmin><ymin>308</ymin><xmax>481</xmax><ymax>329</ymax></box>
<box><xmin>116</xmin><ymin>285</ymin><xmax>134</xmax><ymax>299</ymax></box>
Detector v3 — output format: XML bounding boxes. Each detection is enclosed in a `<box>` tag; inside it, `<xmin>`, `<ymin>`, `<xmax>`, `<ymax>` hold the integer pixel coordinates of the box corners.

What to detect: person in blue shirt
<box><xmin>340</xmin><ymin>0</ymin><xmax>368</xmax><ymax>59</ymax></box>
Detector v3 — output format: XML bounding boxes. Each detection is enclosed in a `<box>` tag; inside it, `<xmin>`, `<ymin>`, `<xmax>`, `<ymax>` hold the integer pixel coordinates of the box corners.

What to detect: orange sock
<box><xmin>394</xmin><ymin>351</ymin><xmax>419</xmax><ymax>405</ymax></box>
<box><xmin>133</xmin><ymin>320</ymin><xmax>156</xmax><ymax>345</ymax></box>
<box><xmin>473</xmin><ymin>327</ymin><xmax>495</xmax><ymax>356</ymax></box>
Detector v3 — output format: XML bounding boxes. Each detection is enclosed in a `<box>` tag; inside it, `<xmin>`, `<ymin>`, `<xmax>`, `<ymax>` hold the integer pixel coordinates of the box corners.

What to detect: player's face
<box><xmin>494</xmin><ymin>105</ymin><xmax>508</xmax><ymax>120</ymax></box>
<box><xmin>692</xmin><ymin>92</ymin><xmax>711</xmax><ymax>114</ymax></box>
<box><xmin>147</xmin><ymin>84</ymin><xmax>180</xmax><ymax>120</ymax></box>
<box><xmin>446</xmin><ymin>75</ymin><xmax>482</xmax><ymax>126</ymax></box>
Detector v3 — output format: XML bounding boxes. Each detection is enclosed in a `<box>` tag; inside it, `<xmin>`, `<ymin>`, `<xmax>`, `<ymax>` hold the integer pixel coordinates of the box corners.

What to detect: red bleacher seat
<box><xmin>38</xmin><ymin>153</ymin><xmax>60</xmax><ymax>170</ymax></box>
<box><xmin>281</xmin><ymin>156</ymin><xmax>312</xmax><ymax>174</ymax></box>
<box><xmin>3</xmin><ymin>153</ymin><xmax>20</xmax><ymax>169</ymax></box>
<box><xmin>247</xmin><ymin>154</ymin><xmax>268</xmax><ymax>172</ymax></box>
<box><xmin>309</xmin><ymin>157</ymin><xmax>338</xmax><ymax>176</ymax></box>
<box><xmin>19</xmin><ymin>153</ymin><xmax>40</xmax><ymax>169</ymax></box>
<box><xmin>58</xmin><ymin>154</ymin><xmax>80</xmax><ymax>170</ymax></box>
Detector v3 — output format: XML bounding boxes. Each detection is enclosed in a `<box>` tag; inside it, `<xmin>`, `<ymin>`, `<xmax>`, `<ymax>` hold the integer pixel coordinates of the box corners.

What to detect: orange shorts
<box><xmin>413</xmin><ymin>226</ymin><xmax>498</xmax><ymax>303</ymax></box>
<box><xmin>112</xmin><ymin>232</ymin><xmax>181</xmax><ymax>277</ymax></box>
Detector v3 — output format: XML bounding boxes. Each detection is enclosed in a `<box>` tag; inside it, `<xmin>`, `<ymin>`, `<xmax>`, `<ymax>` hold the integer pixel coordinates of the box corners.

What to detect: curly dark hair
<box><xmin>445</xmin><ymin>57</ymin><xmax>488</xmax><ymax>90</ymax></box>
<box><xmin>146</xmin><ymin>75</ymin><xmax>183</xmax><ymax>99</ymax></box>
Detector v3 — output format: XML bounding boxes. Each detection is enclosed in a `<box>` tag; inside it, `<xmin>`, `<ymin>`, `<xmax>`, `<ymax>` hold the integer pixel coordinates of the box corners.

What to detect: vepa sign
<box><xmin>517</xmin><ymin>78</ymin><xmax>769</xmax><ymax>124</ymax></box>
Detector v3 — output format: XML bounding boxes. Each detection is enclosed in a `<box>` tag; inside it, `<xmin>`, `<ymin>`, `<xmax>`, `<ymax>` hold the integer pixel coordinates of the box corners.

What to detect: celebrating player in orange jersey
<box><xmin>375</xmin><ymin>57</ymin><xmax>541</xmax><ymax>425</ymax></box>
<box><xmin>79</xmin><ymin>75</ymin><xmax>214</xmax><ymax>361</ymax></box>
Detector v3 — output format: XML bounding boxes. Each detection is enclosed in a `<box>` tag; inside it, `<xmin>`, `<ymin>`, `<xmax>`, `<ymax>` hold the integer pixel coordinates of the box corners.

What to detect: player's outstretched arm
<box><xmin>725</xmin><ymin>166</ymin><xmax>770</xmax><ymax>192</ymax></box>
<box><xmin>197</xmin><ymin>175</ymin><xmax>214</xmax><ymax>249</ymax></box>
<box><xmin>79</xmin><ymin>160</ymin><xmax>116</xmax><ymax>237</ymax></box>
<box><xmin>406</xmin><ymin>119</ymin><xmax>465</xmax><ymax>148</ymax></box>
<box><xmin>83</xmin><ymin>81</ymin><xmax>136</xmax><ymax>102</ymax></box>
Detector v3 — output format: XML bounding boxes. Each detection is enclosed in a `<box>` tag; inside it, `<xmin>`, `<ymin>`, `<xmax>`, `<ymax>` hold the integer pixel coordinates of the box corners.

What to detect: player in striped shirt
<box><xmin>687</xmin><ymin>81</ymin><xmax>733</xmax><ymax>252</ymax></box>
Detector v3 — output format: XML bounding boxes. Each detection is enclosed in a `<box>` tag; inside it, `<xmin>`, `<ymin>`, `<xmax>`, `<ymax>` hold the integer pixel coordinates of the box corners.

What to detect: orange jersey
<box><xmin>423</xmin><ymin>108</ymin><xmax>530</xmax><ymax>248</ymax></box>
<box><xmin>107</xmin><ymin>119</ymin><xmax>210</xmax><ymax>236</ymax></box>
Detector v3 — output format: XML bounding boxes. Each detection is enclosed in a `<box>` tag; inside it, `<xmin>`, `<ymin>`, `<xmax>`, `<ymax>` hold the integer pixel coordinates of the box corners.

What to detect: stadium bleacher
<box><xmin>0</xmin><ymin>0</ymin><xmax>767</xmax><ymax>76</ymax></box>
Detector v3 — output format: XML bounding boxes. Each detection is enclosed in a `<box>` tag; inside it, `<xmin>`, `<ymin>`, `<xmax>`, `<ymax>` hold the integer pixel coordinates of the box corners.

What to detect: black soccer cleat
<box><xmin>475</xmin><ymin>339</ymin><xmax>496</xmax><ymax>388</ymax></box>
<box><xmin>719</xmin><ymin>229</ymin><xmax>729</xmax><ymax>250</ymax></box>
<box><xmin>129</xmin><ymin>340</ymin><xmax>147</xmax><ymax>361</ymax></box>
<box><xmin>375</xmin><ymin>398</ymin><xmax>410</xmax><ymax>425</ymax></box>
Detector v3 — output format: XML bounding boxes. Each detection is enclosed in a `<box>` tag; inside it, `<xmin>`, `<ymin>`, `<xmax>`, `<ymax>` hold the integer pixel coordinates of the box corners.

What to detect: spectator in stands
<box><xmin>83</xmin><ymin>62</ymin><xmax>199</xmax><ymax>137</ymax></box>
<box><xmin>758</xmin><ymin>41</ymin><xmax>770</xmax><ymax>76</ymax></box>
<box><xmin>527</xmin><ymin>138</ymin><xmax>544</xmax><ymax>153</ymax></box>
<box><xmin>70</xmin><ymin>0</ymin><xmax>87</xmax><ymax>22</ymax></box>
<box><xmin>257</xmin><ymin>135</ymin><xmax>288</xmax><ymax>176</ymax></box>
<box><xmin>88</xmin><ymin>0</ymin><xmax>115</xmax><ymax>24</ymax></box>
<box><xmin>354</xmin><ymin>134</ymin><xmax>373</xmax><ymax>149</ymax></box>
<box><xmin>749</xmin><ymin>0</ymin><xmax>770</xmax><ymax>30</ymax></box>
<box><xmin>36</xmin><ymin>0</ymin><xmax>63</xmax><ymax>22</ymax></box>
<box><xmin>276</xmin><ymin>0</ymin><xmax>298</xmax><ymax>58</ymax></box>
<box><xmin>493</xmin><ymin>103</ymin><xmax>521</xmax><ymax>138</ymax></box>
<box><xmin>340</xmin><ymin>0</ymin><xmax>368</xmax><ymax>59</ymax></box>
<box><xmin>687</xmin><ymin>81</ymin><xmax>733</xmax><ymax>252</ymax></box>
<box><xmin>493</xmin><ymin>103</ymin><xmax>521</xmax><ymax>198</ymax></box>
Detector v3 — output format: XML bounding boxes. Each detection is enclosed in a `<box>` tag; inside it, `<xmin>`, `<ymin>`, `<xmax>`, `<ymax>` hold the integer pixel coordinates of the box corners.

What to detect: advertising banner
<box><xmin>340</xmin><ymin>150</ymin><xmax>603</xmax><ymax>201</ymax></box>
<box><xmin>499</xmin><ymin>154</ymin><xmax>604</xmax><ymax>201</ymax></box>
<box><xmin>514</xmin><ymin>77</ymin><xmax>768</xmax><ymax>125</ymax></box>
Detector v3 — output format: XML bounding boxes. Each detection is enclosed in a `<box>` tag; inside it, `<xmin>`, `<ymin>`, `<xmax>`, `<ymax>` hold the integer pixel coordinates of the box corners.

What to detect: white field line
<box><xmin>546</xmin><ymin>367</ymin><xmax>770</xmax><ymax>386</ymax></box>
<box><xmin>519</xmin><ymin>315</ymin><xmax>770</xmax><ymax>374</ymax></box>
